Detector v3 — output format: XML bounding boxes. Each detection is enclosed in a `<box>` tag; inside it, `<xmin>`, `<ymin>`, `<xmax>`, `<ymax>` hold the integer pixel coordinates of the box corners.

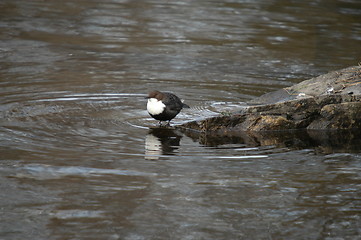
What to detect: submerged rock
<box><xmin>179</xmin><ymin>65</ymin><xmax>361</xmax><ymax>133</ymax></box>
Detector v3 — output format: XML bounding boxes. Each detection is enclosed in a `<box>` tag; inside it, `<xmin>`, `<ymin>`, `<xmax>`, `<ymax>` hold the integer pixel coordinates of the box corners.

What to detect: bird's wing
<box><xmin>163</xmin><ymin>93</ymin><xmax>183</xmax><ymax>111</ymax></box>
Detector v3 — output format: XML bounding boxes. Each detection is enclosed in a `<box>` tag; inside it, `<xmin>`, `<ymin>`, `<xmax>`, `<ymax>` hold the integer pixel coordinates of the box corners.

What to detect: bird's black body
<box><xmin>146</xmin><ymin>91</ymin><xmax>189</xmax><ymax>125</ymax></box>
<box><xmin>150</xmin><ymin>92</ymin><xmax>185</xmax><ymax>121</ymax></box>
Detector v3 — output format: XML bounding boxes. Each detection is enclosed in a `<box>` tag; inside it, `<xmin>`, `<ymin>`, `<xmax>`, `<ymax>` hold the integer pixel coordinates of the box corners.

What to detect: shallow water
<box><xmin>1</xmin><ymin>0</ymin><xmax>361</xmax><ymax>239</ymax></box>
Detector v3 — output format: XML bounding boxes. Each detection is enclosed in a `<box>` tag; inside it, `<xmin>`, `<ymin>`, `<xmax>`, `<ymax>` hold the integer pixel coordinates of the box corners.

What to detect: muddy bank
<box><xmin>179</xmin><ymin>66</ymin><xmax>361</xmax><ymax>134</ymax></box>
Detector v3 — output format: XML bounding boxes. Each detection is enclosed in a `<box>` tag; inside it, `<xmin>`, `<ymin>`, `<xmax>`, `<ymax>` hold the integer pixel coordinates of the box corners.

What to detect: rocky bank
<box><xmin>179</xmin><ymin>65</ymin><xmax>361</xmax><ymax>134</ymax></box>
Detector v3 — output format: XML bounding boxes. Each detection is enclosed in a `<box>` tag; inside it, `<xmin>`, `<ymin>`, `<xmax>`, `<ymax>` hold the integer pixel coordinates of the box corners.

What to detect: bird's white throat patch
<box><xmin>147</xmin><ymin>98</ymin><xmax>166</xmax><ymax>115</ymax></box>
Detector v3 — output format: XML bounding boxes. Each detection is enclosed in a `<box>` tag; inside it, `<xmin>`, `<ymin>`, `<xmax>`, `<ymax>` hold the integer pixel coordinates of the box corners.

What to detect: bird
<box><xmin>146</xmin><ymin>90</ymin><xmax>189</xmax><ymax>126</ymax></box>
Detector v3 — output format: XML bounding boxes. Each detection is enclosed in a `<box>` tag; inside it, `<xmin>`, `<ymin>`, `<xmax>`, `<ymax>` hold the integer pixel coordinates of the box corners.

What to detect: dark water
<box><xmin>1</xmin><ymin>0</ymin><xmax>361</xmax><ymax>239</ymax></box>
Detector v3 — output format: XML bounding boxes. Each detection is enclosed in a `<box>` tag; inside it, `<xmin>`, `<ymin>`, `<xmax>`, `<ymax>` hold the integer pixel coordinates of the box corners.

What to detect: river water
<box><xmin>1</xmin><ymin>0</ymin><xmax>361</xmax><ymax>239</ymax></box>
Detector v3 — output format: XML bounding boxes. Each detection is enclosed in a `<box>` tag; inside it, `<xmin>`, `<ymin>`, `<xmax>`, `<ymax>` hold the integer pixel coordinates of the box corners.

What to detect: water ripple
<box><xmin>14</xmin><ymin>164</ymin><xmax>157</xmax><ymax>180</ymax></box>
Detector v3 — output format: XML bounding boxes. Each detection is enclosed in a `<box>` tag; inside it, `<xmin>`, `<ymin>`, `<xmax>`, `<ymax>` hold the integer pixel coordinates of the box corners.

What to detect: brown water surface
<box><xmin>1</xmin><ymin>0</ymin><xmax>361</xmax><ymax>239</ymax></box>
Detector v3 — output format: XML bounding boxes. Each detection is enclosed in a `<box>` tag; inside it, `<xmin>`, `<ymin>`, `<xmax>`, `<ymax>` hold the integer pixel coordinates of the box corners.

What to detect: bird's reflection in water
<box><xmin>145</xmin><ymin>127</ymin><xmax>183</xmax><ymax>160</ymax></box>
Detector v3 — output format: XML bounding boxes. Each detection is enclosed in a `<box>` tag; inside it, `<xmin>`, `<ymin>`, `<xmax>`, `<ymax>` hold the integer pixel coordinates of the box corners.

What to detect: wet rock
<box><xmin>252</xmin><ymin>65</ymin><xmax>361</xmax><ymax>104</ymax></box>
<box><xmin>180</xmin><ymin>127</ymin><xmax>361</xmax><ymax>154</ymax></box>
<box><xmin>308</xmin><ymin>102</ymin><xmax>361</xmax><ymax>129</ymax></box>
<box><xmin>179</xmin><ymin>66</ymin><xmax>361</xmax><ymax>133</ymax></box>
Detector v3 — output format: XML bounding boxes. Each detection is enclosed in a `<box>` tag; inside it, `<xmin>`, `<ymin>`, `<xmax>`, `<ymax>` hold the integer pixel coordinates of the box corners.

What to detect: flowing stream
<box><xmin>1</xmin><ymin>0</ymin><xmax>361</xmax><ymax>239</ymax></box>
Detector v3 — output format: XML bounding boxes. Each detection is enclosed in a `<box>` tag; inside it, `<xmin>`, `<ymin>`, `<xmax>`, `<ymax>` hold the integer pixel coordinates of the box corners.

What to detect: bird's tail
<box><xmin>182</xmin><ymin>103</ymin><xmax>190</xmax><ymax>108</ymax></box>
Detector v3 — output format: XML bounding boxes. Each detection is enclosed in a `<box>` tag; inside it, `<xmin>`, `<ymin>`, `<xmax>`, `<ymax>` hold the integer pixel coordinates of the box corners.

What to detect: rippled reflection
<box><xmin>145</xmin><ymin>128</ymin><xmax>182</xmax><ymax>160</ymax></box>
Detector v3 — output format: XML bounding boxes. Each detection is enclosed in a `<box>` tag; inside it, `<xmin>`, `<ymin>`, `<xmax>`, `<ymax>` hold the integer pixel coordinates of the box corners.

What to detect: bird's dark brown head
<box><xmin>147</xmin><ymin>91</ymin><xmax>164</xmax><ymax>101</ymax></box>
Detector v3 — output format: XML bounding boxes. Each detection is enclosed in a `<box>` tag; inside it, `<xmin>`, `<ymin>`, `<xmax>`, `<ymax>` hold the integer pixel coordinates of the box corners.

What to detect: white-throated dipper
<box><xmin>146</xmin><ymin>90</ymin><xmax>189</xmax><ymax>126</ymax></box>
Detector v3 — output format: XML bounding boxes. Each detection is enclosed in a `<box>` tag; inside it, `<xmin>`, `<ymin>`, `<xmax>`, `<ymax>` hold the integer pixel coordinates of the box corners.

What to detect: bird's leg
<box><xmin>158</xmin><ymin>121</ymin><xmax>162</xmax><ymax>127</ymax></box>
<box><xmin>166</xmin><ymin>120</ymin><xmax>171</xmax><ymax>127</ymax></box>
